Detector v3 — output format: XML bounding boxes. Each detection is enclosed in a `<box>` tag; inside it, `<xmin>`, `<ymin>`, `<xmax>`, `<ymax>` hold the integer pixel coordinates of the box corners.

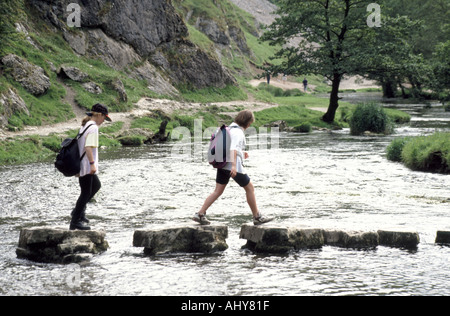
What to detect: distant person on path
<box><xmin>303</xmin><ymin>78</ymin><xmax>308</xmax><ymax>92</ymax></box>
<box><xmin>282</xmin><ymin>74</ymin><xmax>287</xmax><ymax>84</ymax></box>
<box><xmin>193</xmin><ymin>110</ymin><xmax>273</xmax><ymax>226</ymax></box>
<box><xmin>70</xmin><ymin>103</ymin><xmax>111</xmax><ymax>231</ymax></box>
<box><xmin>266</xmin><ymin>71</ymin><xmax>271</xmax><ymax>85</ymax></box>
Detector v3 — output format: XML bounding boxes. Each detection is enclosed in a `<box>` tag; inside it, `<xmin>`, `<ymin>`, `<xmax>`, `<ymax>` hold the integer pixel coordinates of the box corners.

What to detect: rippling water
<box><xmin>1</xmin><ymin>95</ymin><xmax>449</xmax><ymax>296</ymax></box>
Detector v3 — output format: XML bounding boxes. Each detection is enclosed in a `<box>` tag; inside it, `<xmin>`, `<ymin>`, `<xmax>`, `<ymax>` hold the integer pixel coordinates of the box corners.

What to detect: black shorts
<box><xmin>216</xmin><ymin>168</ymin><xmax>251</xmax><ymax>187</ymax></box>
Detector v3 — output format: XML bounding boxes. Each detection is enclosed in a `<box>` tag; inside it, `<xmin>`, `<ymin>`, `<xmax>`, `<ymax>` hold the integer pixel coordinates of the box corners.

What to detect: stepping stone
<box><xmin>133</xmin><ymin>224</ymin><xmax>228</xmax><ymax>255</ymax></box>
<box><xmin>435</xmin><ymin>231</ymin><xmax>450</xmax><ymax>244</ymax></box>
<box><xmin>323</xmin><ymin>230</ymin><xmax>379</xmax><ymax>249</ymax></box>
<box><xmin>239</xmin><ymin>224</ymin><xmax>324</xmax><ymax>253</ymax></box>
<box><xmin>377</xmin><ymin>229</ymin><xmax>420</xmax><ymax>249</ymax></box>
<box><xmin>16</xmin><ymin>226</ymin><xmax>109</xmax><ymax>264</ymax></box>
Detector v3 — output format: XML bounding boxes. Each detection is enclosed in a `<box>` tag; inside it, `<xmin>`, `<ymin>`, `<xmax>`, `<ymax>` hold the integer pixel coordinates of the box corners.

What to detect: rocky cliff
<box><xmin>27</xmin><ymin>0</ymin><xmax>235</xmax><ymax>89</ymax></box>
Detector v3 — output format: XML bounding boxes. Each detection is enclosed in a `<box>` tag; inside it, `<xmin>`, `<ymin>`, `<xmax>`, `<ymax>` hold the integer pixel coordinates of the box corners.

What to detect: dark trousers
<box><xmin>71</xmin><ymin>174</ymin><xmax>101</xmax><ymax>223</ymax></box>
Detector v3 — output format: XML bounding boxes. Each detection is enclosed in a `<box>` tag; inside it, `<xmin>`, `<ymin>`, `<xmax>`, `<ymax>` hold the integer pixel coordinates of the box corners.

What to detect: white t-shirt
<box><xmin>223</xmin><ymin>122</ymin><xmax>246</xmax><ymax>174</ymax></box>
<box><xmin>77</xmin><ymin>121</ymin><xmax>99</xmax><ymax>177</ymax></box>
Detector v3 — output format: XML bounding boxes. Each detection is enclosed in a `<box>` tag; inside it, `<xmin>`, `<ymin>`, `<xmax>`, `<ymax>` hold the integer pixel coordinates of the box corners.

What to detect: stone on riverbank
<box><xmin>435</xmin><ymin>231</ymin><xmax>450</xmax><ymax>244</ymax></box>
<box><xmin>377</xmin><ymin>229</ymin><xmax>420</xmax><ymax>249</ymax></box>
<box><xmin>16</xmin><ymin>227</ymin><xmax>109</xmax><ymax>264</ymax></box>
<box><xmin>133</xmin><ymin>224</ymin><xmax>228</xmax><ymax>255</ymax></box>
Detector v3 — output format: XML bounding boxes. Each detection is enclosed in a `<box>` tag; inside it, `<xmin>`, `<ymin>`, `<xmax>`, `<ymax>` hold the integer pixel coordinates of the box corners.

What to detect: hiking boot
<box><xmin>192</xmin><ymin>213</ymin><xmax>211</xmax><ymax>225</ymax></box>
<box><xmin>71</xmin><ymin>208</ymin><xmax>90</xmax><ymax>224</ymax></box>
<box><xmin>253</xmin><ymin>214</ymin><xmax>274</xmax><ymax>225</ymax></box>
<box><xmin>69</xmin><ymin>221</ymin><xmax>91</xmax><ymax>231</ymax></box>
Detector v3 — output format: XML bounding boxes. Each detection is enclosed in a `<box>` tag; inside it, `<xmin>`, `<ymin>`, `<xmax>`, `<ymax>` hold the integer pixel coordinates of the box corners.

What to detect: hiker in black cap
<box><xmin>70</xmin><ymin>103</ymin><xmax>111</xmax><ymax>230</ymax></box>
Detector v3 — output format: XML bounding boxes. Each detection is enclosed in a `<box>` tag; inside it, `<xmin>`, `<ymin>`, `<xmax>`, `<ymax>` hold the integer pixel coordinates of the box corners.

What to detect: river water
<box><xmin>0</xmin><ymin>93</ymin><xmax>449</xmax><ymax>296</ymax></box>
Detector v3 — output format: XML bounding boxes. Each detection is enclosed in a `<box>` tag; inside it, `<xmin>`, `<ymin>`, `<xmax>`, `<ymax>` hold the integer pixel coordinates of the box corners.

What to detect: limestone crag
<box><xmin>0</xmin><ymin>88</ymin><xmax>29</xmax><ymax>129</ymax></box>
<box><xmin>1</xmin><ymin>54</ymin><xmax>51</xmax><ymax>96</ymax></box>
<box><xmin>16</xmin><ymin>226</ymin><xmax>109</xmax><ymax>264</ymax></box>
<box><xmin>28</xmin><ymin>0</ymin><xmax>236</xmax><ymax>90</ymax></box>
<box><xmin>133</xmin><ymin>224</ymin><xmax>228</xmax><ymax>255</ymax></box>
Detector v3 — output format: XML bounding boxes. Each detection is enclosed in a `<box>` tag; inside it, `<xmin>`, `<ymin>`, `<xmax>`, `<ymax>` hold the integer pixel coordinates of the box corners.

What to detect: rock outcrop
<box><xmin>1</xmin><ymin>54</ymin><xmax>51</xmax><ymax>96</ymax></box>
<box><xmin>28</xmin><ymin>0</ymin><xmax>236</xmax><ymax>90</ymax></box>
<box><xmin>57</xmin><ymin>65</ymin><xmax>88</xmax><ymax>82</ymax></box>
<box><xmin>133</xmin><ymin>224</ymin><xmax>228</xmax><ymax>255</ymax></box>
<box><xmin>16</xmin><ymin>227</ymin><xmax>109</xmax><ymax>264</ymax></box>
<box><xmin>0</xmin><ymin>88</ymin><xmax>29</xmax><ymax>128</ymax></box>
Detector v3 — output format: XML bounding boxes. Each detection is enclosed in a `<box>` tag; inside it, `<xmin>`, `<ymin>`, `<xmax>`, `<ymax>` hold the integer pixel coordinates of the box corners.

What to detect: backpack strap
<box><xmin>77</xmin><ymin>124</ymin><xmax>95</xmax><ymax>161</ymax></box>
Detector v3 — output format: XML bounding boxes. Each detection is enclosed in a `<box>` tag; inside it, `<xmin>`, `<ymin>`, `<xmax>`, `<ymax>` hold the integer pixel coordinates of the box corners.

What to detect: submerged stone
<box><xmin>16</xmin><ymin>226</ymin><xmax>109</xmax><ymax>264</ymax></box>
<box><xmin>133</xmin><ymin>224</ymin><xmax>228</xmax><ymax>255</ymax></box>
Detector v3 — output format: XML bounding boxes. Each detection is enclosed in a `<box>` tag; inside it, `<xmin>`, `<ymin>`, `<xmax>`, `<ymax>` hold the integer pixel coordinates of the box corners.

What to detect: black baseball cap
<box><xmin>86</xmin><ymin>103</ymin><xmax>112</xmax><ymax>121</ymax></box>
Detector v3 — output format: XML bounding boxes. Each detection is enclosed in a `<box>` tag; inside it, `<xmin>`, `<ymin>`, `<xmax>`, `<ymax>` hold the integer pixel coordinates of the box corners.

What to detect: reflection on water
<box><xmin>0</xmin><ymin>94</ymin><xmax>449</xmax><ymax>296</ymax></box>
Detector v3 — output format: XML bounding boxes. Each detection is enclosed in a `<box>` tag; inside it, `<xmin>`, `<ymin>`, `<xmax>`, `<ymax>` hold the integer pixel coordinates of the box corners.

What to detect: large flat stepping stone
<box><xmin>239</xmin><ymin>224</ymin><xmax>324</xmax><ymax>253</ymax></box>
<box><xmin>323</xmin><ymin>230</ymin><xmax>379</xmax><ymax>249</ymax></box>
<box><xmin>133</xmin><ymin>224</ymin><xmax>228</xmax><ymax>255</ymax></box>
<box><xmin>435</xmin><ymin>231</ymin><xmax>450</xmax><ymax>244</ymax></box>
<box><xmin>377</xmin><ymin>229</ymin><xmax>420</xmax><ymax>249</ymax></box>
<box><xmin>16</xmin><ymin>226</ymin><xmax>109</xmax><ymax>264</ymax></box>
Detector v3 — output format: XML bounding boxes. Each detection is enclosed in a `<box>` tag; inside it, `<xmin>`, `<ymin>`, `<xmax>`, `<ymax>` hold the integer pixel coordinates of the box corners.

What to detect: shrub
<box><xmin>293</xmin><ymin>122</ymin><xmax>312</xmax><ymax>133</ymax></box>
<box><xmin>386</xmin><ymin>137</ymin><xmax>411</xmax><ymax>162</ymax></box>
<box><xmin>401</xmin><ymin>132</ymin><xmax>450</xmax><ymax>173</ymax></box>
<box><xmin>349</xmin><ymin>102</ymin><xmax>394</xmax><ymax>135</ymax></box>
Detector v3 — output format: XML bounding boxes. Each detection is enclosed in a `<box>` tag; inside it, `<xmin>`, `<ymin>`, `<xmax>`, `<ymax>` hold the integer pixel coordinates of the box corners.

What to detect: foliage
<box><xmin>401</xmin><ymin>133</ymin><xmax>450</xmax><ymax>173</ymax></box>
<box><xmin>179</xmin><ymin>85</ymin><xmax>247</xmax><ymax>103</ymax></box>
<box><xmin>349</xmin><ymin>103</ymin><xmax>393</xmax><ymax>135</ymax></box>
<box><xmin>261</xmin><ymin>0</ymin><xmax>418</xmax><ymax>122</ymax></box>
<box><xmin>257</xmin><ymin>83</ymin><xmax>305</xmax><ymax>98</ymax></box>
<box><xmin>293</xmin><ymin>122</ymin><xmax>312</xmax><ymax>133</ymax></box>
<box><xmin>386</xmin><ymin>137</ymin><xmax>411</xmax><ymax>162</ymax></box>
<box><xmin>253</xmin><ymin>105</ymin><xmax>341</xmax><ymax>130</ymax></box>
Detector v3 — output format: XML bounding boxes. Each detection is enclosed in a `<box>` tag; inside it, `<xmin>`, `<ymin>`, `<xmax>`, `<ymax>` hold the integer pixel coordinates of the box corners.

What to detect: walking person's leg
<box><xmin>243</xmin><ymin>182</ymin><xmax>259</xmax><ymax>218</ymax></box>
<box><xmin>71</xmin><ymin>175</ymin><xmax>94</xmax><ymax>230</ymax></box>
<box><xmin>242</xmin><ymin>181</ymin><xmax>274</xmax><ymax>225</ymax></box>
<box><xmin>198</xmin><ymin>183</ymin><xmax>227</xmax><ymax>216</ymax></box>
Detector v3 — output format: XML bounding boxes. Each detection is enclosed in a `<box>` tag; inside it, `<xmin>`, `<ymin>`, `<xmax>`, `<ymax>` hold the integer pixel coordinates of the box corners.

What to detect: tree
<box><xmin>261</xmin><ymin>0</ymin><xmax>415</xmax><ymax>123</ymax></box>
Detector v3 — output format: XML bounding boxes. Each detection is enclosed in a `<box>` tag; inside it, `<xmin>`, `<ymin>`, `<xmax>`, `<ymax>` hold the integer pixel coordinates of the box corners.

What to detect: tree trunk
<box><xmin>322</xmin><ymin>73</ymin><xmax>342</xmax><ymax>123</ymax></box>
<box><xmin>381</xmin><ymin>79</ymin><xmax>396</xmax><ymax>98</ymax></box>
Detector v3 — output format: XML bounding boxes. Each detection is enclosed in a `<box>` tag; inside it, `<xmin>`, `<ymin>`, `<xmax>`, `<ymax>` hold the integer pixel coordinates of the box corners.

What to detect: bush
<box><xmin>401</xmin><ymin>132</ymin><xmax>450</xmax><ymax>173</ymax></box>
<box><xmin>293</xmin><ymin>122</ymin><xmax>312</xmax><ymax>133</ymax></box>
<box><xmin>349</xmin><ymin>102</ymin><xmax>394</xmax><ymax>135</ymax></box>
<box><xmin>386</xmin><ymin>137</ymin><xmax>411</xmax><ymax>162</ymax></box>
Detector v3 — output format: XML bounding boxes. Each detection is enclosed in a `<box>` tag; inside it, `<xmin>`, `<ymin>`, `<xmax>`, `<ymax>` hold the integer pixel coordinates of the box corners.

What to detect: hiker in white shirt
<box><xmin>70</xmin><ymin>104</ymin><xmax>111</xmax><ymax>231</ymax></box>
<box><xmin>194</xmin><ymin>110</ymin><xmax>273</xmax><ymax>226</ymax></box>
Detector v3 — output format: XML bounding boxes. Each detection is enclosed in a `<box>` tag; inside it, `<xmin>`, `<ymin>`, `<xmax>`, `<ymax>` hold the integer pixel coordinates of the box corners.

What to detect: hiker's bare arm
<box><xmin>85</xmin><ymin>146</ymin><xmax>96</xmax><ymax>174</ymax></box>
<box><xmin>230</xmin><ymin>150</ymin><xmax>237</xmax><ymax>178</ymax></box>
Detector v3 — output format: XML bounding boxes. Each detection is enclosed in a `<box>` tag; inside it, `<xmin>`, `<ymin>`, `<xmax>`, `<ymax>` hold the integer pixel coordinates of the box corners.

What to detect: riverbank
<box><xmin>0</xmin><ymin>90</ymin><xmax>414</xmax><ymax>166</ymax></box>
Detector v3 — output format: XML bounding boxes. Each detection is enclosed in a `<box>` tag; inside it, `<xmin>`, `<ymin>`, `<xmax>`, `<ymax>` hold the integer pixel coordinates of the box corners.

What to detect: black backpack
<box><xmin>55</xmin><ymin>125</ymin><xmax>93</xmax><ymax>177</ymax></box>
